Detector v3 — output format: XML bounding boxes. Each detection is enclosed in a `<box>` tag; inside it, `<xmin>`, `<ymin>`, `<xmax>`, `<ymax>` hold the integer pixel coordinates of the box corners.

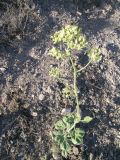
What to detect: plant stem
<box><xmin>67</xmin><ymin>122</ymin><xmax>76</xmax><ymax>133</ymax></box>
<box><xmin>70</xmin><ymin>57</ymin><xmax>80</xmax><ymax>118</ymax></box>
<box><xmin>77</xmin><ymin>61</ymin><xmax>91</xmax><ymax>73</ymax></box>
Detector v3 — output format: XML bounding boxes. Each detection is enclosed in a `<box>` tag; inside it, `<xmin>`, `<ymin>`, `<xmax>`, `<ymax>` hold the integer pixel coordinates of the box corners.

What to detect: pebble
<box><xmin>0</xmin><ymin>67</ymin><xmax>6</xmax><ymax>72</ymax></box>
<box><xmin>16</xmin><ymin>35</ymin><xmax>21</xmax><ymax>40</ymax></box>
<box><xmin>73</xmin><ymin>146</ymin><xmax>79</xmax><ymax>155</ymax></box>
<box><xmin>89</xmin><ymin>153</ymin><xmax>94</xmax><ymax>160</ymax></box>
<box><xmin>31</xmin><ymin>94</ymin><xmax>35</xmax><ymax>99</ymax></box>
<box><xmin>39</xmin><ymin>93</ymin><xmax>45</xmax><ymax>101</ymax></box>
<box><xmin>1</xmin><ymin>93</ymin><xmax>7</xmax><ymax>104</ymax></box>
<box><xmin>46</xmin><ymin>86</ymin><xmax>52</xmax><ymax>93</ymax></box>
<box><xmin>50</xmin><ymin>11</ymin><xmax>59</xmax><ymax>17</ymax></box>
<box><xmin>29</xmin><ymin>48</ymin><xmax>39</xmax><ymax>59</ymax></box>
<box><xmin>2</xmin><ymin>134</ymin><xmax>5</xmax><ymax>138</ymax></box>
<box><xmin>31</xmin><ymin>111</ymin><xmax>38</xmax><ymax>117</ymax></box>
<box><xmin>61</xmin><ymin>108</ymin><xmax>72</xmax><ymax>115</ymax></box>
<box><xmin>11</xmin><ymin>147</ymin><xmax>15</xmax><ymax>153</ymax></box>
<box><xmin>77</xmin><ymin>11</ymin><xmax>82</xmax><ymax>16</ymax></box>
<box><xmin>23</xmin><ymin>102</ymin><xmax>29</xmax><ymax>109</ymax></box>
<box><xmin>38</xmin><ymin>136</ymin><xmax>41</xmax><ymax>142</ymax></box>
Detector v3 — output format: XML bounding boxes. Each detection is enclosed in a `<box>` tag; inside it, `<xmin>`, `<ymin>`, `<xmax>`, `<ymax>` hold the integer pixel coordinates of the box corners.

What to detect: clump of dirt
<box><xmin>0</xmin><ymin>0</ymin><xmax>39</xmax><ymax>45</ymax></box>
<box><xmin>0</xmin><ymin>0</ymin><xmax>120</xmax><ymax>160</ymax></box>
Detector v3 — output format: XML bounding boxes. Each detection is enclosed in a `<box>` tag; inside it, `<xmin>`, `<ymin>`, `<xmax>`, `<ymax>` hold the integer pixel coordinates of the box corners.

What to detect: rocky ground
<box><xmin>0</xmin><ymin>0</ymin><xmax>120</xmax><ymax>160</ymax></box>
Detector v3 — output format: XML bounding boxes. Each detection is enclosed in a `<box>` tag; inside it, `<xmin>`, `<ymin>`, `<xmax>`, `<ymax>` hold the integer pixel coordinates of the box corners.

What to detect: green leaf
<box><xmin>61</xmin><ymin>150</ymin><xmax>68</xmax><ymax>158</ymax></box>
<box><xmin>81</xmin><ymin>116</ymin><xmax>93</xmax><ymax>123</ymax></box>
<box><xmin>71</xmin><ymin>128</ymin><xmax>85</xmax><ymax>145</ymax></box>
<box><xmin>54</xmin><ymin>135</ymin><xmax>64</xmax><ymax>144</ymax></box>
<box><xmin>63</xmin><ymin>114</ymin><xmax>74</xmax><ymax>126</ymax></box>
<box><xmin>71</xmin><ymin>137</ymin><xmax>83</xmax><ymax>145</ymax></box>
<box><xmin>53</xmin><ymin>130</ymin><xmax>63</xmax><ymax>136</ymax></box>
<box><xmin>60</xmin><ymin>140</ymin><xmax>71</xmax><ymax>152</ymax></box>
<box><xmin>54</xmin><ymin>120</ymin><xmax>66</xmax><ymax>130</ymax></box>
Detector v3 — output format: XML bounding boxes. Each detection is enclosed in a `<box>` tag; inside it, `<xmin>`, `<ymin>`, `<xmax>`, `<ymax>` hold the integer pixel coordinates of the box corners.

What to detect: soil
<box><xmin>0</xmin><ymin>0</ymin><xmax>120</xmax><ymax>160</ymax></box>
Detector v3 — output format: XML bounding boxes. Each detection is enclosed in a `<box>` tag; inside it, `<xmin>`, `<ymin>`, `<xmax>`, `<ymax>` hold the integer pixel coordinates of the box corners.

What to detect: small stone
<box><xmin>29</xmin><ymin>48</ymin><xmax>39</xmax><ymax>59</ymax></box>
<box><xmin>16</xmin><ymin>35</ymin><xmax>21</xmax><ymax>40</ymax></box>
<box><xmin>46</xmin><ymin>86</ymin><xmax>52</xmax><ymax>93</ymax></box>
<box><xmin>89</xmin><ymin>153</ymin><xmax>94</xmax><ymax>160</ymax></box>
<box><xmin>61</xmin><ymin>108</ymin><xmax>71</xmax><ymax>115</ymax></box>
<box><xmin>11</xmin><ymin>147</ymin><xmax>15</xmax><ymax>153</ymax></box>
<box><xmin>23</xmin><ymin>103</ymin><xmax>29</xmax><ymax>109</ymax></box>
<box><xmin>20</xmin><ymin>131</ymin><xmax>26</xmax><ymax>140</ymax></box>
<box><xmin>1</xmin><ymin>93</ymin><xmax>7</xmax><ymax>104</ymax></box>
<box><xmin>52</xmin><ymin>152</ymin><xmax>60</xmax><ymax>160</ymax></box>
<box><xmin>38</xmin><ymin>136</ymin><xmax>41</xmax><ymax>142</ymax></box>
<box><xmin>2</xmin><ymin>134</ymin><xmax>5</xmax><ymax>138</ymax></box>
<box><xmin>0</xmin><ymin>67</ymin><xmax>6</xmax><ymax>72</ymax></box>
<box><xmin>31</xmin><ymin>111</ymin><xmax>37</xmax><ymax>117</ymax></box>
<box><xmin>31</xmin><ymin>94</ymin><xmax>35</xmax><ymax>99</ymax></box>
<box><xmin>50</xmin><ymin>11</ymin><xmax>58</xmax><ymax>17</ymax></box>
<box><xmin>77</xmin><ymin>11</ymin><xmax>82</xmax><ymax>16</ymax></box>
<box><xmin>73</xmin><ymin>146</ymin><xmax>79</xmax><ymax>155</ymax></box>
<box><xmin>39</xmin><ymin>94</ymin><xmax>45</xmax><ymax>101</ymax></box>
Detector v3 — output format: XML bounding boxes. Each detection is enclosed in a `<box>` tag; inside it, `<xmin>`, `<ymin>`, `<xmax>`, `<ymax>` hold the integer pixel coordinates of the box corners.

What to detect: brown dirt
<box><xmin>0</xmin><ymin>0</ymin><xmax>120</xmax><ymax>160</ymax></box>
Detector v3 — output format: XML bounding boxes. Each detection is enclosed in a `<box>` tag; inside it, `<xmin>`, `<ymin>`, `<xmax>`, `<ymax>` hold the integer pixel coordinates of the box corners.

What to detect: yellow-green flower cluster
<box><xmin>49</xmin><ymin>47</ymin><xmax>71</xmax><ymax>60</ymax></box>
<box><xmin>49</xmin><ymin>67</ymin><xmax>60</xmax><ymax>78</ymax></box>
<box><xmin>51</xmin><ymin>25</ymin><xmax>87</xmax><ymax>50</ymax></box>
<box><xmin>49</xmin><ymin>47</ymin><xmax>64</xmax><ymax>59</ymax></box>
<box><xmin>87</xmin><ymin>48</ymin><xmax>101</xmax><ymax>62</ymax></box>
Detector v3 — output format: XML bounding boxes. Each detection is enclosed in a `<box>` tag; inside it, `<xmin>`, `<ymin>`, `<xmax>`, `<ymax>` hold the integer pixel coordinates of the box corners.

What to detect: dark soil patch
<box><xmin>0</xmin><ymin>0</ymin><xmax>120</xmax><ymax>160</ymax></box>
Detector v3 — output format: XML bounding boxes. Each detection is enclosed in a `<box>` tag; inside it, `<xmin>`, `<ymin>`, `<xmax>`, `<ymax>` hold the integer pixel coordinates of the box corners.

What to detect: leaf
<box><xmin>71</xmin><ymin>128</ymin><xmax>85</xmax><ymax>145</ymax></box>
<box><xmin>81</xmin><ymin>116</ymin><xmax>93</xmax><ymax>123</ymax></box>
<box><xmin>61</xmin><ymin>150</ymin><xmax>68</xmax><ymax>158</ymax></box>
<box><xmin>54</xmin><ymin>120</ymin><xmax>66</xmax><ymax>130</ymax></box>
<box><xmin>71</xmin><ymin>137</ymin><xmax>83</xmax><ymax>145</ymax></box>
<box><xmin>63</xmin><ymin>114</ymin><xmax>74</xmax><ymax>126</ymax></box>
<box><xmin>53</xmin><ymin>130</ymin><xmax>63</xmax><ymax>136</ymax></box>
<box><xmin>54</xmin><ymin>135</ymin><xmax>64</xmax><ymax>144</ymax></box>
<box><xmin>60</xmin><ymin>140</ymin><xmax>71</xmax><ymax>152</ymax></box>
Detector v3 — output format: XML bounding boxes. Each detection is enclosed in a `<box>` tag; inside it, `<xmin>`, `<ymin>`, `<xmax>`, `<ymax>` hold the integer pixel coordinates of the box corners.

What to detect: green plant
<box><xmin>49</xmin><ymin>25</ymin><xmax>101</xmax><ymax>158</ymax></box>
<box><xmin>49</xmin><ymin>67</ymin><xmax>61</xmax><ymax>79</ymax></box>
<box><xmin>41</xmin><ymin>155</ymin><xmax>47</xmax><ymax>160</ymax></box>
<box><xmin>52</xmin><ymin>113</ymin><xmax>93</xmax><ymax>157</ymax></box>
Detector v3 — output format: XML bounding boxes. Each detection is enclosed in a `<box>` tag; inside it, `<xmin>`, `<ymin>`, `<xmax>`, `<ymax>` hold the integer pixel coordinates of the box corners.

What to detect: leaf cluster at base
<box><xmin>52</xmin><ymin>113</ymin><xmax>92</xmax><ymax>157</ymax></box>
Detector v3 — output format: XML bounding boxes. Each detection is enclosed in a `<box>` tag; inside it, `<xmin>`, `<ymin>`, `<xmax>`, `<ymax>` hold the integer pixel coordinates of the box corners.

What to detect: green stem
<box><xmin>70</xmin><ymin>57</ymin><xmax>80</xmax><ymax>118</ymax></box>
<box><xmin>67</xmin><ymin>122</ymin><xmax>76</xmax><ymax>133</ymax></box>
<box><xmin>77</xmin><ymin>61</ymin><xmax>91</xmax><ymax>73</ymax></box>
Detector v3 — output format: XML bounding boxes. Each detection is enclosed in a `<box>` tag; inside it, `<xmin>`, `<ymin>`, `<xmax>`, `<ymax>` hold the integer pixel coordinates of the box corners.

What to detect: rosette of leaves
<box><xmin>52</xmin><ymin>114</ymin><xmax>93</xmax><ymax>158</ymax></box>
